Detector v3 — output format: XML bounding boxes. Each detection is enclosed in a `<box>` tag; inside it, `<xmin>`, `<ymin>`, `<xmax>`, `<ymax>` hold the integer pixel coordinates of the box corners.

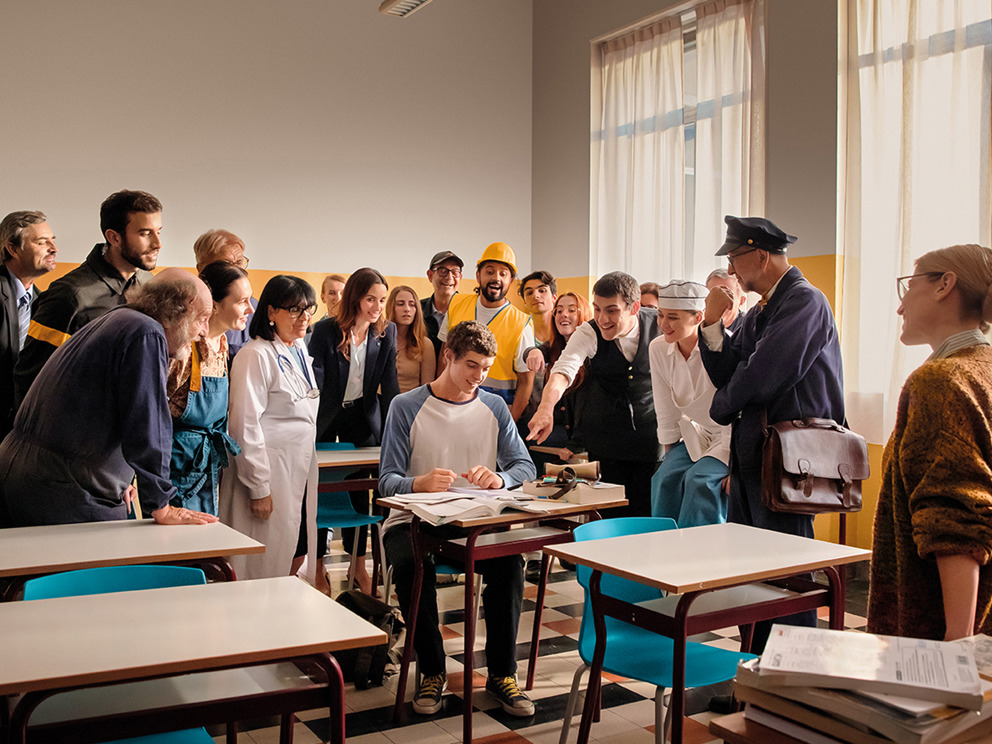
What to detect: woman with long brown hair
<box><xmin>308</xmin><ymin>267</ymin><xmax>399</xmax><ymax>594</ymax></box>
<box><xmin>386</xmin><ymin>285</ymin><xmax>436</xmax><ymax>393</ymax></box>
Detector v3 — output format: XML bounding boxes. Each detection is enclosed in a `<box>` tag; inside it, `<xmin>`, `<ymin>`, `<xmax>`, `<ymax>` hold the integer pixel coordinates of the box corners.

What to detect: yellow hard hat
<box><xmin>477</xmin><ymin>242</ymin><xmax>517</xmax><ymax>275</ymax></box>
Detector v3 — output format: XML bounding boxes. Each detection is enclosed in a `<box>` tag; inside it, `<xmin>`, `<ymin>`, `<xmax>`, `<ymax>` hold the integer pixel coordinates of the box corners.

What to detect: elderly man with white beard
<box><xmin>0</xmin><ymin>268</ymin><xmax>218</xmax><ymax>527</ymax></box>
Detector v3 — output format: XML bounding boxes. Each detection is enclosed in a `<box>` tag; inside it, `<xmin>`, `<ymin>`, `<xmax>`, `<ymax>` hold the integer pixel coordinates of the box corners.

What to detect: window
<box><xmin>590</xmin><ymin>0</ymin><xmax>765</xmax><ymax>285</ymax></box>
<box><xmin>840</xmin><ymin>0</ymin><xmax>992</xmax><ymax>439</ymax></box>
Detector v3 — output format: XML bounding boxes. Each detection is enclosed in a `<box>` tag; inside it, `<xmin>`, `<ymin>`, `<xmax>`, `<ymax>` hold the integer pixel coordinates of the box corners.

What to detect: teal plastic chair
<box><xmin>23</xmin><ymin>565</ymin><xmax>208</xmax><ymax>600</ymax></box>
<box><xmin>22</xmin><ymin>565</ymin><xmax>214</xmax><ymax>744</ymax></box>
<box><xmin>316</xmin><ymin>441</ymin><xmax>384</xmax><ymax>591</ymax></box>
<box><xmin>559</xmin><ymin>517</ymin><xmax>756</xmax><ymax>744</ymax></box>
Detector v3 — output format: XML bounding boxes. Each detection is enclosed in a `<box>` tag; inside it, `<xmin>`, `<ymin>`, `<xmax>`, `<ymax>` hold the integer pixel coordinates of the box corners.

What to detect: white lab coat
<box><xmin>220</xmin><ymin>337</ymin><xmax>319</xmax><ymax>582</ymax></box>
<box><xmin>648</xmin><ymin>335</ymin><xmax>731</xmax><ymax>465</ymax></box>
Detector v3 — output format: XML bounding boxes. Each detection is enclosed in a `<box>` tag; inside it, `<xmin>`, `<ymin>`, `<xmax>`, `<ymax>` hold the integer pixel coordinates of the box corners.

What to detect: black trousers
<box><xmin>593</xmin><ymin>457</ymin><xmax>659</xmax><ymax>518</ymax></box>
<box><xmin>383</xmin><ymin>522</ymin><xmax>524</xmax><ymax>678</ymax></box>
<box><xmin>316</xmin><ymin>402</ymin><xmax>378</xmax><ymax>560</ymax></box>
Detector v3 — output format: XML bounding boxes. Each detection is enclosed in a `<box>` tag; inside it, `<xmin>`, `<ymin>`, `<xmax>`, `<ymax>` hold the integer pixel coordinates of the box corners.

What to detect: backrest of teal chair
<box><xmin>316</xmin><ymin>441</ymin><xmax>357</xmax><ymax>486</ymax></box>
<box><xmin>23</xmin><ymin>565</ymin><xmax>207</xmax><ymax>601</ymax></box>
<box><xmin>573</xmin><ymin>517</ymin><xmax>677</xmax><ymax>604</ymax></box>
<box><xmin>573</xmin><ymin>517</ymin><xmax>677</xmax><ymax>660</ymax></box>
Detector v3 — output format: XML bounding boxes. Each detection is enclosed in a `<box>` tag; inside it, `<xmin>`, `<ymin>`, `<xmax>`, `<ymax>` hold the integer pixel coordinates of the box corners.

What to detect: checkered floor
<box><xmin>213</xmin><ymin>540</ymin><xmax>870</xmax><ymax>744</ymax></box>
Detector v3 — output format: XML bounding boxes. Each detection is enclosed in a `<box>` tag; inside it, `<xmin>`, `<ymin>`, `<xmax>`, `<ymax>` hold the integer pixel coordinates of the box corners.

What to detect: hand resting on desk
<box><xmin>151</xmin><ymin>503</ymin><xmax>220</xmax><ymax>525</ymax></box>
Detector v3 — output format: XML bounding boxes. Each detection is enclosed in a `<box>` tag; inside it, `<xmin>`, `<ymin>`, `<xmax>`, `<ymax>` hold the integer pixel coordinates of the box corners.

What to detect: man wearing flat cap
<box><xmin>698</xmin><ymin>216</ymin><xmax>845</xmax><ymax>646</ymax></box>
<box><xmin>422</xmin><ymin>250</ymin><xmax>463</xmax><ymax>359</ymax></box>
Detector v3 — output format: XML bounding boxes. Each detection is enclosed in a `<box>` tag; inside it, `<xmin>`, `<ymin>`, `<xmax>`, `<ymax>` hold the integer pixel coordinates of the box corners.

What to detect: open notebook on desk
<box><xmin>386</xmin><ymin>487</ymin><xmax>558</xmax><ymax>525</ymax></box>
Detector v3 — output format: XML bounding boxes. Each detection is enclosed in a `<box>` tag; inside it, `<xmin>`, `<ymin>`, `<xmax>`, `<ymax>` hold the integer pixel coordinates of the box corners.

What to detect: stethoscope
<box><xmin>273</xmin><ymin>342</ymin><xmax>320</xmax><ymax>402</ymax></box>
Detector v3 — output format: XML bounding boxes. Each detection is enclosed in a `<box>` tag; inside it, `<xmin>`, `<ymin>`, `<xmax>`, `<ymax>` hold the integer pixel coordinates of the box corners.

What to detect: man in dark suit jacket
<box><xmin>421</xmin><ymin>250</ymin><xmax>463</xmax><ymax>359</ymax></box>
<box><xmin>0</xmin><ymin>211</ymin><xmax>58</xmax><ymax>438</ymax></box>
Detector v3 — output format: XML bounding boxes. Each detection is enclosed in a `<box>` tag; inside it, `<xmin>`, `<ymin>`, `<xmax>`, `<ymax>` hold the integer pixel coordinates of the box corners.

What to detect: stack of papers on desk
<box><xmin>733</xmin><ymin>627</ymin><xmax>992</xmax><ymax>744</ymax></box>
<box><xmin>389</xmin><ymin>488</ymin><xmax>557</xmax><ymax>526</ymax></box>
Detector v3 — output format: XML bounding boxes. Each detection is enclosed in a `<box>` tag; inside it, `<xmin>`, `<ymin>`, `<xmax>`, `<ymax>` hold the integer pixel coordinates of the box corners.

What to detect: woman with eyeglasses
<box><xmin>166</xmin><ymin>261</ymin><xmax>253</xmax><ymax>516</ymax></box>
<box><xmin>868</xmin><ymin>243</ymin><xmax>992</xmax><ymax>641</ymax></box>
<box><xmin>308</xmin><ymin>267</ymin><xmax>399</xmax><ymax>595</ymax></box>
<box><xmin>219</xmin><ymin>275</ymin><xmax>321</xmax><ymax>582</ymax></box>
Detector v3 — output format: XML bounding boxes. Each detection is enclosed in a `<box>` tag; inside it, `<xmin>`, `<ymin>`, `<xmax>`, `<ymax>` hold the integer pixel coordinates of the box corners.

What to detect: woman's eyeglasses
<box><xmin>896</xmin><ymin>272</ymin><xmax>944</xmax><ymax>300</ymax></box>
<box><xmin>280</xmin><ymin>304</ymin><xmax>317</xmax><ymax>319</ymax></box>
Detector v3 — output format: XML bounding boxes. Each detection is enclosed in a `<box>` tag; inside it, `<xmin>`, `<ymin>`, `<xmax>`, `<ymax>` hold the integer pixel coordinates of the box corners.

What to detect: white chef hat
<box><xmin>656</xmin><ymin>280</ymin><xmax>707</xmax><ymax>312</ymax></box>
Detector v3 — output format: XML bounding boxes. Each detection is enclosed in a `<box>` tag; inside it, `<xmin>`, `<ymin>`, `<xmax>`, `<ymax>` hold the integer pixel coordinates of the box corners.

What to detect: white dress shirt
<box><xmin>649</xmin><ymin>336</ymin><xmax>731</xmax><ymax>465</ymax></box>
<box><xmin>550</xmin><ymin>315</ymin><xmax>641</xmax><ymax>385</ymax></box>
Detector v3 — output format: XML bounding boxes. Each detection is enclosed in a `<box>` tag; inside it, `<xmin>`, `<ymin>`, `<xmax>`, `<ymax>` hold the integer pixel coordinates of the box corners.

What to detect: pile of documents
<box><xmin>733</xmin><ymin>625</ymin><xmax>992</xmax><ymax>744</ymax></box>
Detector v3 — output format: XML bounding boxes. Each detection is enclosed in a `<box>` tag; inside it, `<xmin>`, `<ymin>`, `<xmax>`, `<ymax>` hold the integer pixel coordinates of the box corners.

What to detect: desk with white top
<box><xmin>545</xmin><ymin>522</ymin><xmax>871</xmax><ymax>744</ymax></box>
<box><xmin>0</xmin><ymin>520</ymin><xmax>265</xmax><ymax>600</ymax></box>
<box><xmin>0</xmin><ymin>576</ymin><xmax>386</xmax><ymax>744</ymax></box>
<box><xmin>379</xmin><ymin>494</ymin><xmax>627</xmax><ymax>743</ymax></box>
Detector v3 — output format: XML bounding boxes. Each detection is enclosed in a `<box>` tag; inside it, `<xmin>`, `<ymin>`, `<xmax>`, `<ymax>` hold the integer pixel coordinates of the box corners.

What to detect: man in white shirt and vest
<box><xmin>529</xmin><ymin>271</ymin><xmax>661</xmax><ymax>516</ymax></box>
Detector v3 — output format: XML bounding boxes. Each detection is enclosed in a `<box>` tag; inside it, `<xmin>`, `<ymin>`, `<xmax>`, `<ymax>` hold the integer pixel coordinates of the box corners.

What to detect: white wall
<box><xmin>1</xmin><ymin>0</ymin><xmax>533</xmax><ymax>276</ymax></box>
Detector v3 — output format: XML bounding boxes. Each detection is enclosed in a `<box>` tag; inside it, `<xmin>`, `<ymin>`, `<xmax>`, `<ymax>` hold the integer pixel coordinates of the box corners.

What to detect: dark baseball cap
<box><xmin>428</xmin><ymin>251</ymin><xmax>464</xmax><ymax>270</ymax></box>
<box><xmin>716</xmin><ymin>216</ymin><xmax>797</xmax><ymax>256</ymax></box>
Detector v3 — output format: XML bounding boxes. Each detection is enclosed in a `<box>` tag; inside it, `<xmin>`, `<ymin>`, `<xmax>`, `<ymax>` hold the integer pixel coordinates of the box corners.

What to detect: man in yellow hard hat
<box><xmin>437</xmin><ymin>242</ymin><xmax>535</xmax><ymax>422</ymax></box>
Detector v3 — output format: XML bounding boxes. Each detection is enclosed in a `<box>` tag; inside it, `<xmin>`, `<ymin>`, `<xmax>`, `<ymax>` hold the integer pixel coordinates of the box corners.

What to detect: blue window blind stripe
<box><xmin>594</xmin><ymin>89</ymin><xmax>747</xmax><ymax>142</ymax></box>
<box><xmin>857</xmin><ymin>18</ymin><xmax>991</xmax><ymax>67</ymax></box>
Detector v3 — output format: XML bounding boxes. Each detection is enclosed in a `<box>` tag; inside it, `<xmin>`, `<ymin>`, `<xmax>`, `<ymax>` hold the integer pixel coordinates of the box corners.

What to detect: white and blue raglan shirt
<box><xmin>379</xmin><ymin>383</ymin><xmax>537</xmax><ymax>532</ymax></box>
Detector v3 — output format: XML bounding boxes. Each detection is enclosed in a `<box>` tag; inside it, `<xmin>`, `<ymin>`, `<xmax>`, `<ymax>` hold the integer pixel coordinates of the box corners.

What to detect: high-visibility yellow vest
<box><xmin>446</xmin><ymin>293</ymin><xmax>531</xmax><ymax>394</ymax></box>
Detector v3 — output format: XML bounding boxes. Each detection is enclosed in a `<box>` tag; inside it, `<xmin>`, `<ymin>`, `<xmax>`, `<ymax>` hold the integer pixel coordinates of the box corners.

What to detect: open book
<box><xmin>387</xmin><ymin>487</ymin><xmax>557</xmax><ymax>526</ymax></box>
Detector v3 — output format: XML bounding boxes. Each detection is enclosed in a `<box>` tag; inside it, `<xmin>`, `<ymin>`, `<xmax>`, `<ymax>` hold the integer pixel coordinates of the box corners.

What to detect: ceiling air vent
<box><xmin>379</xmin><ymin>0</ymin><xmax>435</xmax><ymax>17</ymax></box>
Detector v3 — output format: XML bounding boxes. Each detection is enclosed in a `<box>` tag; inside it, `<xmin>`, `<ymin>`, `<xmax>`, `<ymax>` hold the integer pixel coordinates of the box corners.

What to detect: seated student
<box><xmin>648</xmin><ymin>280</ymin><xmax>730</xmax><ymax>527</ymax></box>
<box><xmin>379</xmin><ymin>320</ymin><xmax>537</xmax><ymax>718</ymax></box>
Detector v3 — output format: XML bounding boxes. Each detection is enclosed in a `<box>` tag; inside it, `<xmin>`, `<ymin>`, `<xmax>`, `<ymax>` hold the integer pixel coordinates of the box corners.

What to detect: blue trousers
<box><xmin>650</xmin><ymin>442</ymin><xmax>728</xmax><ymax>528</ymax></box>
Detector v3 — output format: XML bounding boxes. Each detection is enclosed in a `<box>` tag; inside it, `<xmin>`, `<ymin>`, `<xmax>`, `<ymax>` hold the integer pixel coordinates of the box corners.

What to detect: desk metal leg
<box><xmin>824</xmin><ymin>565</ymin><xmax>844</xmax><ymax>629</ymax></box>
<box><xmin>526</xmin><ymin>552</ymin><xmax>553</xmax><ymax>690</ymax></box>
<box><xmin>393</xmin><ymin>518</ymin><xmax>425</xmax><ymax>723</ymax></box>
<box><xmin>461</xmin><ymin>527</ymin><xmax>484</xmax><ymax>744</ymax></box>
<box><xmin>575</xmin><ymin>571</ymin><xmax>607</xmax><ymax>744</ymax></box>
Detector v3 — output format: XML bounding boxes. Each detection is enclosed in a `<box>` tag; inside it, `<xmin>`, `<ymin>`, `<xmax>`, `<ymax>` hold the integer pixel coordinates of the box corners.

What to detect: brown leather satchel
<box><xmin>761</xmin><ymin>418</ymin><xmax>869</xmax><ymax>514</ymax></box>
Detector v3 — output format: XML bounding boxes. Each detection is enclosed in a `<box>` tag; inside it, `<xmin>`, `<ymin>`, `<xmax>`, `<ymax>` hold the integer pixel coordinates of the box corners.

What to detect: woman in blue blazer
<box><xmin>308</xmin><ymin>267</ymin><xmax>399</xmax><ymax>594</ymax></box>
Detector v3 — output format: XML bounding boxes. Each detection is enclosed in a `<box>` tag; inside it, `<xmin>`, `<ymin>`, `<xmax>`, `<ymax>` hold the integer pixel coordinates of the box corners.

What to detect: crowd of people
<box><xmin>2</xmin><ymin>190</ymin><xmax>992</xmax><ymax>719</ymax></box>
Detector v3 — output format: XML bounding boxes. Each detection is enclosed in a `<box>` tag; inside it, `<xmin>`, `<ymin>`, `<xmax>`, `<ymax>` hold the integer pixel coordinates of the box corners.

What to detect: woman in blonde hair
<box><xmin>868</xmin><ymin>243</ymin><xmax>992</xmax><ymax>641</ymax></box>
<box><xmin>386</xmin><ymin>285</ymin><xmax>435</xmax><ymax>393</ymax></box>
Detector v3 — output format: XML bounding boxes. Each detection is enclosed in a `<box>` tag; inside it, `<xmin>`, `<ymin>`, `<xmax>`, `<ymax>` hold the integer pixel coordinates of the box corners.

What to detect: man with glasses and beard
<box><xmin>14</xmin><ymin>190</ymin><xmax>162</xmax><ymax>406</ymax></box>
<box><xmin>438</xmin><ymin>242</ymin><xmax>535</xmax><ymax>422</ymax></box>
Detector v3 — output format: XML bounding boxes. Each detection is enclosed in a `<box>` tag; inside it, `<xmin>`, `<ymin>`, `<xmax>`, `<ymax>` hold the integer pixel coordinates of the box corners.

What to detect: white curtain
<box><xmin>591</xmin><ymin>0</ymin><xmax>765</xmax><ymax>286</ymax></box>
<box><xmin>692</xmin><ymin>0</ymin><xmax>766</xmax><ymax>282</ymax></box>
<box><xmin>591</xmin><ymin>17</ymin><xmax>685</xmax><ymax>283</ymax></box>
<box><xmin>840</xmin><ymin>0</ymin><xmax>992</xmax><ymax>441</ymax></box>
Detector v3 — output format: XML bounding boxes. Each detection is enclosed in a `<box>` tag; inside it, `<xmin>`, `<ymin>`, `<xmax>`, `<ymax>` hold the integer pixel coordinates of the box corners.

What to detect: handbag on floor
<box><xmin>761</xmin><ymin>417</ymin><xmax>869</xmax><ymax>514</ymax></box>
<box><xmin>334</xmin><ymin>589</ymin><xmax>404</xmax><ymax>688</ymax></box>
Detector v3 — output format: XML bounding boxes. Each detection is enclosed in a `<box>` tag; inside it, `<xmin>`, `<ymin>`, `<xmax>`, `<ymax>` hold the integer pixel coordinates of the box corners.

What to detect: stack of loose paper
<box><xmin>387</xmin><ymin>487</ymin><xmax>556</xmax><ymax>526</ymax></box>
<box><xmin>732</xmin><ymin>626</ymin><xmax>992</xmax><ymax>744</ymax></box>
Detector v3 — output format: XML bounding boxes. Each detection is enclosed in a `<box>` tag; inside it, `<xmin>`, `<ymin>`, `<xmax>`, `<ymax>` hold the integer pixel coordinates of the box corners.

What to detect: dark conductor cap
<box><xmin>716</xmin><ymin>215</ymin><xmax>797</xmax><ymax>257</ymax></box>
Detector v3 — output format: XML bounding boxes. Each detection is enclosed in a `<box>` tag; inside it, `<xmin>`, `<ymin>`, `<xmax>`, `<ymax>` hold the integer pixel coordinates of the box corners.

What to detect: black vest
<box><xmin>579</xmin><ymin>307</ymin><xmax>660</xmax><ymax>462</ymax></box>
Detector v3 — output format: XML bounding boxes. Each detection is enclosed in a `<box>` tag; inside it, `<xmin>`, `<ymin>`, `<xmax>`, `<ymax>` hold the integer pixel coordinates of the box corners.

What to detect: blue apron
<box><xmin>169</xmin><ymin>344</ymin><xmax>241</xmax><ymax>514</ymax></box>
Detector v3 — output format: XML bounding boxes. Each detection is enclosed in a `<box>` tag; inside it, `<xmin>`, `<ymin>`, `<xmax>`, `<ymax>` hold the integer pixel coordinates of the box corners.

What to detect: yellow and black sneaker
<box><xmin>413</xmin><ymin>673</ymin><xmax>446</xmax><ymax>715</ymax></box>
<box><xmin>486</xmin><ymin>675</ymin><xmax>535</xmax><ymax>717</ymax></box>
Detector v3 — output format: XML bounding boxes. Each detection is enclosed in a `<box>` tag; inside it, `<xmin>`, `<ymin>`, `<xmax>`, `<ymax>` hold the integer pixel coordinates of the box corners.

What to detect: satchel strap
<box><xmin>532</xmin><ymin>467</ymin><xmax>578</xmax><ymax>500</ymax></box>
